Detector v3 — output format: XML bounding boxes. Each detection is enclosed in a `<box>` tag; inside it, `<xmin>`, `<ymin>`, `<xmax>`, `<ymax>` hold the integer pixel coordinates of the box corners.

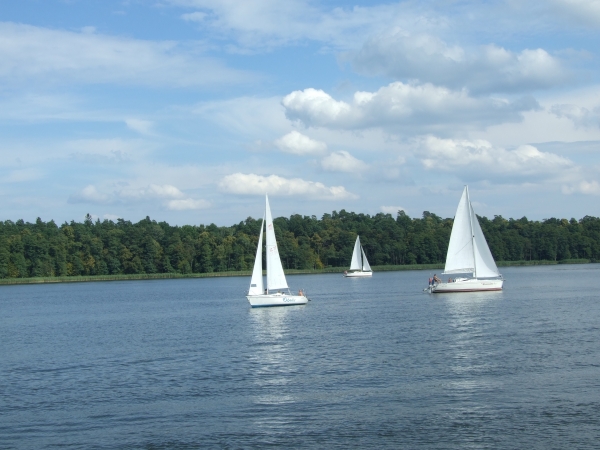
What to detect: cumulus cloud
<box><xmin>166</xmin><ymin>198</ymin><xmax>211</xmax><ymax>210</ymax></box>
<box><xmin>321</xmin><ymin>151</ymin><xmax>367</xmax><ymax>173</ymax></box>
<box><xmin>274</xmin><ymin>130</ymin><xmax>328</xmax><ymax>155</ymax></box>
<box><xmin>68</xmin><ymin>183</ymin><xmax>210</xmax><ymax>209</ymax></box>
<box><xmin>548</xmin><ymin>0</ymin><xmax>600</xmax><ymax>26</ymax></box>
<box><xmin>562</xmin><ymin>180</ymin><xmax>600</xmax><ymax>195</ymax></box>
<box><xmin>218</xmin><ymin>173</ymin><xmax>357</xmax><ymax>199</ymax></box>
<box><xmin>349</xmin><ymin>29</ymin><xmax>568</xmax><ymax>94</ymax></box>
<box><xmin>69</xmin><ymin>185</ymin><xmax>112</xmax><ymax>204</ymax></box>
<box><xmin>282</xmin><ymin>83</ymin><xmax>538</xmax><ymax>133</ymax></box>
<box><xmin>0</xmin><ymin>22</ymin><xmax>251</xmax><ymax>87</ymax></box>
<box><xmin>417</xmin><ymin>137</ymin><xmax>573</xmax><ymax>181</ymax></box>
<box><xmin>550</xmin><ymin>104</ymin><xmax>600</xmax><ymax>128</ymax></box>
<box><xmin>118</xmin><ymin>184</ymin><xmax>185</xmax><ymax>200</ymax></box>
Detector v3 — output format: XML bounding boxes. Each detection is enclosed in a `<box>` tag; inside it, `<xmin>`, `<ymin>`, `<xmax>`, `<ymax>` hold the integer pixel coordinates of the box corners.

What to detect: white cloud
<box><xmin>125</xmin><ymin>118</ymin><xmax>154</xmax><ymax>135</ymax></box>
<box><xmin>417</xmin><ymin>137</ymin><xmax>573</xmax><ymax>181</ymax></box>
<box><xmin>349</xmin><ymin>29</ymin><xmax>568</xmax><ymax>94</ymax></box>
<box><xmin>65</xmin><ymin>138</ymin><xmax>150</xmax><ymax>165</ymax></box>
<box><xmin>69</xmin><ymin>185</ymin><xmax>111</xmax><ymax>204</ymax></box>
<box><xmin>192</xmin><ymin>96</ymin><xmax>289</xmax><ymax>137</ymax></box>
<box><xmin>4</xmin><ymin>168</ymin><xmax>43</xmax><ymax>183</ymax></box>
<box><xmin>321</xmin><ymin>150</ymin><xmax>367</xmax><ymax>173</ymax></box>
<box><xmin>181</xmin><ymin>11</ymin><xmax>208</xmax><ymax>22</ymax></box>
<box><xmin>69</xmin><ymin>183</ymin><xmax>189</xmax><ymax>204</ymax></box>
<box><xmin>274</xmin><ymin>130</ymin><xmax>328</xmax><ymax>155</ymax></box>
<box><xmin>282</xmin><ymin>83</ymin><xmax>537</xmax><ymax>133</ymax></box>
<box><xmin>166</xmin><ymin>198</ymin><xmax>211</xmax><ymax>210</ymax></box>
<box><xmin>381</xmin><ymin>205</ymin><xmax>406</xmax><ymax>215</ymax></box>
<box><xmin>118</xmin><ymin>184</ymin><xmax>185</xmax><ymax>199</ymax></box>
<box><xmin>562</xmin><ymin>180</ymin><xmax>600</xmax><ymax>195</ymax></box>
<box><xmin>548</xmin><ymin>0</ymin><xmax>600</xmax><ymax>26</ymax></box>
<box><xmin>0</xmin><ymin>22</ymin><xmax>252</xmax><ymax>87</ymax></box>
<box><xmin>168</xmin><ymin>0</ymin><xmax>428</xmax><ymax>50</ymax></box>
<box><xmin>68</xmin><ymin>183</ymin><xmax>212</xmax><ymax>211</ymax></box>
<box><xmin>218</xmin><ymin>172</ymin><xmax>357</xmax><ymax>199</ymax></box>
<box><xmin>550</xmin><ymin>104</ymin><xmax>600</xmax><ymax>128</ymax></box>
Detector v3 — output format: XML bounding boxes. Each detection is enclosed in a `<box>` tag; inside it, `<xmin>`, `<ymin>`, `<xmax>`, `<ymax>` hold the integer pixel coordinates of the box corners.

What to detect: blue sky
<box><xmin>1</xmin><ymin>0</ymin><xmax>600</xmax><ymax>225</ymax></box>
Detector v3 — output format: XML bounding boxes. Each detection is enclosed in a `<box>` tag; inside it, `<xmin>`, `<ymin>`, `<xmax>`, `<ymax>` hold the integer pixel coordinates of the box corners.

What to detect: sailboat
<box><xmin>344</xmin><ymin>235</ymin><xmax>372</xmax><ymax>277</ymax></box>
<box><xmin>246</xmin><ymin>195</ymin><xmax>309</xmax><ymax>307</ymax></box>
<box><xmin>431</xmin><ymin>186</ymin><xmax>503</xmax><ymax>293</ymax></box>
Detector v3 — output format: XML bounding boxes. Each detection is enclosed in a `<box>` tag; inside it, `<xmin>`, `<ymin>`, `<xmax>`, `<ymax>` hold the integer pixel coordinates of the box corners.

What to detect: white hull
<box><xmin>431</xmin><ymin>278</ymin><xmax>503</xmax><ymax>293</ymax></box>
<box><xmin>344</xmin><ymin>271</ymin><xmax>372</xmax><ymax>277</ymax></box>
<box><xmin>246</xmin><ymin>293</ymin><xmax>308</xmax><ymax>308</ymax></box>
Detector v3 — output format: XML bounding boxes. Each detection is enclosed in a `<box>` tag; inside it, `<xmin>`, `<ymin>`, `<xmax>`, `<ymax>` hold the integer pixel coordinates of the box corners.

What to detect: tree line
<box><xmin>1</xmin><ymin>210</ymin><xmax>599</xmax><ymax>279</ymax></box>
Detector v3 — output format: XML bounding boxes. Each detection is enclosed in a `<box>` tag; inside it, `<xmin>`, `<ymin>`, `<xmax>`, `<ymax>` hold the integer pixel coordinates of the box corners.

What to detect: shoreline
<box><xmin>0</xmin><ymin>259</ymin><xmax>592</xmax><ymax>285</ymax></box>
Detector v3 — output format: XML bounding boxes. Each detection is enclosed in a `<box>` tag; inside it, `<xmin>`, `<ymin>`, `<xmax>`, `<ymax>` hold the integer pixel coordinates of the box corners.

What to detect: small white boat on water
<box><xmin>246</xmin><ymin>195</ymin><xmax>308</xmax><ymax>307</ymax></box>
<box><xmin>430</xmin><ymin>186</ymin><xmax>503</xmax><ymax>293</ymax></box>
<box><xmin>344</xmin><ymin>235</ymin><xmax>372</xmax><ymax>278</ymax></box>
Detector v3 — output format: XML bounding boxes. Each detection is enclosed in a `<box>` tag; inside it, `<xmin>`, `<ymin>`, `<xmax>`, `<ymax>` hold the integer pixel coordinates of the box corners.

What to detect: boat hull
<box><xmin>246</xmin><ymin>293</ymin><xmax>308</xmax><ymax>307</ymax></box>
<box><xmin>344</xmin><ymin>271</ymin><xmax>372</xmax><ymax>277</ymax></box>
<box><xmin>431</xmin><ymin>278</ymin><xmax>503</xmax><ymax>293</ymax></box>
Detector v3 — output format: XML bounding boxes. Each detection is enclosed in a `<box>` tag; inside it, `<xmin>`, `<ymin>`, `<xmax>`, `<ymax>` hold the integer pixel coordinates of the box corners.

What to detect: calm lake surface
<box><xmin>2</xmin><ymin>264</ymin><xmax>600</xmax><ymax>449</ymax></box>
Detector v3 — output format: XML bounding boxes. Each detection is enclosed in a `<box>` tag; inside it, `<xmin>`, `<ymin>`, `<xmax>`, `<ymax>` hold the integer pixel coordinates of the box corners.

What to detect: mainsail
<box><xmin>265</xmin><ymin>195</ymin><xmax>289</xmax><ymax>290</ymax></box>
<box><xmin>444</xmin><ymin>186</ymin><xmax>499</xmax><ymax>278</ymax></box>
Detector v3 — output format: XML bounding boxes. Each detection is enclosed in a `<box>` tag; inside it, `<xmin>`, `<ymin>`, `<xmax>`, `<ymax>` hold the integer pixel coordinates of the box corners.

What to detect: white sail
<box><xmin>471</xmin><ymin>202</ymin><xmax>500</xmax><ymax>278</ymax></box>
<box><xmin>265</xmin><ymin>195</ymin><xmax>289</xmax><ymax>291</ymax></box>
<box><xmin>444</xmin><ymin>186</ymin><xmax>499</xmax><ymax>278</ymax></box>
<box><xmin>349</xmin><ymin>236</ymin><xmax>362</xmax><ymax>271</ymax></box>
<box><xmin>361</xmin><ymin>247</ymin><xmax>372</xmax><ymax>272</ymax></box>
<box><xmin>444</xmin><ymin>187</ymin><xmax>475</xmax><ymax>274</ymax></box>
<box><xmin>248</xmin><ymin>217</ymin><xmax>264</xmax><ymax>295</ymax></box>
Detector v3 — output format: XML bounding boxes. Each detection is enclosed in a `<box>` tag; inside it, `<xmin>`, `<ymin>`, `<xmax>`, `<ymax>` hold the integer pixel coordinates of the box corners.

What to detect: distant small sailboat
<box><xmin>431</xmin><ymin>186</ymin><xmax>503</xmax><ymax>293</ymax></box>
<box><xmin>344</xmin><ymin>235</ymin><xmax>372</xmax><ymax>278</ymax></box>
<box><xmin>246</xmin><ymin>195</ymin><xmax>309</xmax><ymax>307</ymax></box>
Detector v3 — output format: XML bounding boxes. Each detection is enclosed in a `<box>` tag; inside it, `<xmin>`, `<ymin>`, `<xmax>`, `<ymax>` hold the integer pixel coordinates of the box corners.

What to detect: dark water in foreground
<box><xmin>2</xmin><ymin>265</ymin><xmax>600</xmax><ymax>449</ymax></box>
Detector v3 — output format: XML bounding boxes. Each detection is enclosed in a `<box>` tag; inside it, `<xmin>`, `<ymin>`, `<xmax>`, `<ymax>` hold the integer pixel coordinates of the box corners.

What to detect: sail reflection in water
<box><xmin>247</xmin><ymin>308</ymin><xmax>297</xmax><ymax>410</ymax></box>
<box><xmin>440</xmin><ymin>291</ymin><xmax>506</xmax><ymax>435</ymax></box>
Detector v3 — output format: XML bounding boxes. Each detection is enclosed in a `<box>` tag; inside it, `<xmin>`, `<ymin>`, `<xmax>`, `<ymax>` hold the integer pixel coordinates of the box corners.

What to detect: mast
<box><xmin>465</xmin><ymin>186</ymin><xmax>478</xmax><ymax>278</ymax></box>
<box><xmin>265</xmin><ymin>194</ymin><xmax>289</xmax><ymax>291</ymax></box>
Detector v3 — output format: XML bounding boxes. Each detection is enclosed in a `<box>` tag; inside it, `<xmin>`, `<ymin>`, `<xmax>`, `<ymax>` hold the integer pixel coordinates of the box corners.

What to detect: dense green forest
<box><xmin>1</xmin><ymin>210</ymin><xmax>599</xmax><ymax>279</ymax></box>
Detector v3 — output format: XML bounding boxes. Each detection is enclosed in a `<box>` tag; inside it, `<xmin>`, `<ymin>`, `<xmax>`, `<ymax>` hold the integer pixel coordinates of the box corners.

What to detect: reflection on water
<box><xmin>247</xmin><ymin>307</ymin><xmax>296</xmax><ymax>408</ymax></box>
<box><xmin>440</xmin><ymin>291</ymin><xmax>504</xmax><ymax>429</ymax></box>
<box><xmin>3</xmin><ymin>267</ymin><xmax>600</xmax><ymax>448</ymax></box>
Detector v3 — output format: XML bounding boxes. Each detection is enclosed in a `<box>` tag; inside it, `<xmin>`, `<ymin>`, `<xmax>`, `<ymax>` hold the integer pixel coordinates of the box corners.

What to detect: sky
<box><xmin>1</xmin><ymin>0</ymin><xmax>600</xmax><ymax>226</ymax></box>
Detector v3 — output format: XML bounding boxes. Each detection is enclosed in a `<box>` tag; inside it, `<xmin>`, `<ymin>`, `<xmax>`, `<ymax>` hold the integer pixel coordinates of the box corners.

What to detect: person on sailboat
<box><xmin>433</xmin><ymin>274</ymin><xmax>441</xmax><ymax>283</ymax></box>
<box><xmin>428</xmin><ymin>277</ymin><xmax>433</xmax><ymax>286</ymax></box>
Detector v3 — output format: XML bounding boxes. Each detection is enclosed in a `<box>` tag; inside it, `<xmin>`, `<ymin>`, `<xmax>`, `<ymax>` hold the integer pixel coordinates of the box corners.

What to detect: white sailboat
<box><xmin>246</xmin><ymin>195</ymin><xmax>309</xmax><ymax>307</ymax></box>
<box><xmin>344</xmin><ymin>235</ymin><xmax>372</xmax><ymax>277</ymax></box>
<box><xmin>431</xmin><ymin>186</ymin><xmax>503</xmax><ymax>293</ymax></box>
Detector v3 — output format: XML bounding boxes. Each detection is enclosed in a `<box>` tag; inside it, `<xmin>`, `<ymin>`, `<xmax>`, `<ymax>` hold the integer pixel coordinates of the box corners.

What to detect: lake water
<box><xmin>2</xmin><ymin>264</ymin><xmax>600</xmax><ymax>449</ymax></box>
